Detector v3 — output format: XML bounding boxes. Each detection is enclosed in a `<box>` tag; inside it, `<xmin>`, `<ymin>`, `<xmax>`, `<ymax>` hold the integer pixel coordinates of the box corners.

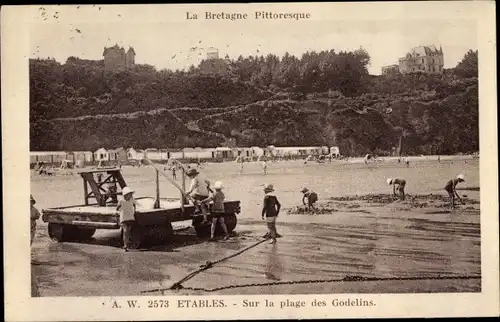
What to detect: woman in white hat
<box><xmin>116</xmin><ymin>186</ymin><xmax>137</xmax><ymax>251</ymax></box>
<box><xmin>261</xmin><ymin>184</ymin><xmax>281</xmax><ymax>244</ymax></box>
<box><xmin>444</xmin><ymin>174</ymin><xmax>465</xmax><ymax>209</ymax></box>
<box><xmin>30</xmin><ymin>194</ymin><xmax>41</xmax><ymax>245</ymax></box>
<box><xmin>387</xmin><ymin>178</ymin><xmax>406</xmax><ymax>200</ymax></box>
<box><xmin>185</xmin><ymin>168</ymin><xmax>212</xmax><ymax>224</ymax></box>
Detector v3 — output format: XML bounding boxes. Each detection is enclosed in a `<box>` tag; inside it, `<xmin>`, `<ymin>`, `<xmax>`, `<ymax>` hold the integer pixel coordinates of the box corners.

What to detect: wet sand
<box><xmin>31</xmin><ymin>158</ymin><xmax>480</xmax><ymax>296</ymax></box>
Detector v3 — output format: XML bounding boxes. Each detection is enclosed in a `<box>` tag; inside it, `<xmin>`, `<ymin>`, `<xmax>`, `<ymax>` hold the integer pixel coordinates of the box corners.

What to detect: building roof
<box><xmin>103</xmin><ymin>44</ymin><xmax>126</xmax><ymax>56</ymax></box>
<box><xmin>109</xmin><ymin>147</ymin><xmax>125</xmax><ymax>152</ymax></box>
<box><xmin>127</xmin><ymin>47</ymin><xmax>136</xmax><ymax>55</ymax></box>
<box><xmin>409</xmin><ymin>45</ymin><xmax>442</xmax><ymax>57</ymax></box>
<box><xmin>30</xmin><ymin>151</ymin><xmax>67</xmax><ymax>155</ymax></box>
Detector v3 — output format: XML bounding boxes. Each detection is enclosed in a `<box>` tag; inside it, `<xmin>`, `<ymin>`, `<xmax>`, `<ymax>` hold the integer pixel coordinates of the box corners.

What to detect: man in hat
<box><xmin>185</xmin><ymin>168</ymin><xmax>212</xmax><ymax>224</ymax></box>
<box><xmin>30</xmin><ymin>194</ymin><xmax>41</xmax><ymax>245</ymax></box>
<box><xmin>444</xmin><ymin>174</ymin><xmax>465</xmax><ymax>209</ymax></box>
<box><xmin>387</xmin><ymin>178</ymin><xmax>406</xmax><ymax>201</ymax></box>
<box><xmin>262</xmin><ymin>184</ymin><xmax>281</xmax><ymax>244</ymax></box>
<box><xmin>301</xmin><ymin>188</ymin><xmax>318</xmax><ymax>213</ymax></box>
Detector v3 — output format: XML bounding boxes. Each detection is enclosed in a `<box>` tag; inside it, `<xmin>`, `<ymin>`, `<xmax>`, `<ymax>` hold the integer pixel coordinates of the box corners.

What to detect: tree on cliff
<box><xmin>29</xmin><ymin>47</ymin><xmax>479</xmax><ymax>155</ymax></box>
<box><xmin>454</xmin><ymin>49</ymin><xmax>478</xmax><ymax>78</ymax></box>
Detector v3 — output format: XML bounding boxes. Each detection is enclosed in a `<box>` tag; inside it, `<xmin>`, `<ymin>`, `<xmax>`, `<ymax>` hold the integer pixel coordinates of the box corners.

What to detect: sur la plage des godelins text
<box><xmin>187</xmin><ymin>11</ymin><xmax>311</xmax><ymax>21</ymax></box>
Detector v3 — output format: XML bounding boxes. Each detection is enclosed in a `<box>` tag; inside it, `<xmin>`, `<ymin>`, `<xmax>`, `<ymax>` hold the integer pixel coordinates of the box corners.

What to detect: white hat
<box><xmin>122</xmin><ymin>187</ymin><xmax>134</xmax><ymax>195</ymax></box>
<box><xmin>213</xmin><ymin>181</ymin><xmax>224</xmax><ymax>189</ymax></box>
<box><xmin>457</xmin><ymin>174</ymin><xmax>465</xmax><ymax>181</ymax></box>
<box><xmin>387</xmin><ymin>178</ymin><xmax>393</xmax><ymax>185</ymax></box>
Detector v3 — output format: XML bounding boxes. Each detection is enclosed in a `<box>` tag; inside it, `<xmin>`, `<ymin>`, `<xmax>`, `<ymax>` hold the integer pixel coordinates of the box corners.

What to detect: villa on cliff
<box><xmin>382</xmin><ymin>45</ymin><xmax>444</xmax><ymax>75</ymax></box>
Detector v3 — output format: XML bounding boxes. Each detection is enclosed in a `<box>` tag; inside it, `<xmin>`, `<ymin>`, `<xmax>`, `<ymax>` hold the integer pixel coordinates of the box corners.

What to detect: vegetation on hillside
<box><xmin>30</xmin><ymin>49</ymin><xmax>478</xmax><ymax>156</ymax></box>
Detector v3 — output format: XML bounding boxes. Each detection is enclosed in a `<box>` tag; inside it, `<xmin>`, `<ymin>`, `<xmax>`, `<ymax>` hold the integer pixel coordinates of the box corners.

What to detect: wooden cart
<box><xmin>42</xmin><ymin>167</ymin><xmax>241</xmax><ymax>249</ymax></box>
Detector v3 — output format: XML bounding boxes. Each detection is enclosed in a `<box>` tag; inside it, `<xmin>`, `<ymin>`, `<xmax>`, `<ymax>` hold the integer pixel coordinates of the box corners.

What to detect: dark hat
<box><xmin>30</xmin><ymin>194</ymin><xmax>36</xmax><ymax>204</ymax></box>
<box><xmin>301</xmin><ymin>188</ymin><xmax>309</xmax><ymax>193</ymax></box>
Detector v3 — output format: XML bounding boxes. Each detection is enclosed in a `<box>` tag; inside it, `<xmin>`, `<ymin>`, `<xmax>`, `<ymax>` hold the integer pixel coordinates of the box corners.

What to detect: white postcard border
<box><xmin>2</xmin><ymin>2</ymin><xmax>498</xmax><ymax>321</ymax></box>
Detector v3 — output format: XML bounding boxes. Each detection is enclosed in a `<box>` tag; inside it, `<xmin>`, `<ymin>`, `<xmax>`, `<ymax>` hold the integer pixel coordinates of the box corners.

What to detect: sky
<box><xmin>28</xmin><ymin>4</ymin><xmax>478</xmax><ymax>75</ymax></box>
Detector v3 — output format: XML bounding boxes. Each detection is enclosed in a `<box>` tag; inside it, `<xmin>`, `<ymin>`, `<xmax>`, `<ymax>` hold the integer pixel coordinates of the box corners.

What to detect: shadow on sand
<box><xmin>63</xmin><ymin>228</ymin><xmax>257</xmax><ymax>253</ymax></box>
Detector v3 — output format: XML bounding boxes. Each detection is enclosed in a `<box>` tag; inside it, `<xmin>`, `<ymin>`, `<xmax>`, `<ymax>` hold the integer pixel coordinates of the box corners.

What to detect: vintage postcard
<box><xmin>2</xmin><ymin>2</ymin><xmax>499</xmax><ymax>321</ymax></box>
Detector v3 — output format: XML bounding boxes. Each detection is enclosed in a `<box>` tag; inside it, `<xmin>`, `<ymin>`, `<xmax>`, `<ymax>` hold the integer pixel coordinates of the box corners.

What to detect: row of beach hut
<box><xmin>30</xmin><ymin>146</ymin><xmax>340</xmax><ymax>165</ymax></box>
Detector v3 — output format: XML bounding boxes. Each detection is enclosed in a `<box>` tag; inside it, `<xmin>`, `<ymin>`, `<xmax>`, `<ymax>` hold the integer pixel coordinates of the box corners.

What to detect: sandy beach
<box><xmin>31</xmin><ymin>156</ymin><xmax>480</xmax><ymax>296</ymax></box>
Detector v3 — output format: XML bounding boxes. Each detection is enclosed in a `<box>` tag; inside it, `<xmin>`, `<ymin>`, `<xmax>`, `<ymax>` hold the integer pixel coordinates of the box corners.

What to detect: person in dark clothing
<box><xmin>262</xmin><ymin>184</ymin><xmax>281</xmax><ymax>244</ymax></box>
<box><xmin>445</xmin><ymin>174</ymin><xmax>465</xmax><ymax>209</ymax></box>
<box><xmin>301</xmin><ymin>188</ymin><xmax>318</xmax><ymax>213</ymax></box>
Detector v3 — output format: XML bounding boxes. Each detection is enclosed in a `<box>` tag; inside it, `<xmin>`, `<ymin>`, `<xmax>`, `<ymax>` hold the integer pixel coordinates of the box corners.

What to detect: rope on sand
<box><xmin>142</xmin><ymin>274</ymin><xmax>481</xmax><ymax>294</ymax></box>
<box><xmin>141</xmin><ymin>238</ymin><xmax>269</xmax><ymax>293</ymax></box>
<box><xmin>140</xmin><ymin>233</ymin><xmax>481</xmax><ymax>294</ymax></box>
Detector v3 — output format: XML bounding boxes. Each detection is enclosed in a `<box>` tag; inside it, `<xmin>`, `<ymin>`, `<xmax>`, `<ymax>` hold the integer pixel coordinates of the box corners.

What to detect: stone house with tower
<box><xmin>103</xmin><ymin>44</ymin><xmax>136</xmax><ymax>71</ymax></box>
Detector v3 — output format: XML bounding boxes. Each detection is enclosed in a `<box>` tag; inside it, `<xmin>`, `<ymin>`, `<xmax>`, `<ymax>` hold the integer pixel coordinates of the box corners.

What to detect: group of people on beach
<box><xmin>30</xmin><ymin>157</ymin><xmax>468</xmax><ymax>250</ymax></box>
<box><xmin>386</xmin><ymin>174</ymin><xmax>466</xmax><ymax>208</ymax></box>
<box><xmin>115</xmin><ymin>168</ymin><xmax>233</xmax><ymax>250</ymax></box>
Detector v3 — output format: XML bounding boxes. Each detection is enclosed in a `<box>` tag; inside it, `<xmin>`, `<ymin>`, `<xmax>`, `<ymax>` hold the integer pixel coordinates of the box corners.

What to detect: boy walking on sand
<box><xmin>202</xmin><ymin>181</ymin><xmax>229</xmax><ymax>241</ymax></box>
<box><xmin>262</xmin><ymin>184</ymin><xmax>281</xmax><ymax>244</ymax></box>
<box><xmin>30</xmin><ymin>194</ymin><xmax>41</xmax><ymax>245</ymax></box>
<box><xmin>116</xmin><ymin>187</ymin><xmax>137</xmax><ymax>251</ymax></box>
<box><xmin>445</xmin><ymin>174</ymin><xmax>465</xmax><ymax>209</ymax></box>
<box><xmin>301</xmin><ymin>188</ymin><xmax>318</xmax><ymax>213</ymax></box>
<box><xmin>387</xmin><ymin>178</ymin><xmax>406</xmax><ymax>200</ymax></box>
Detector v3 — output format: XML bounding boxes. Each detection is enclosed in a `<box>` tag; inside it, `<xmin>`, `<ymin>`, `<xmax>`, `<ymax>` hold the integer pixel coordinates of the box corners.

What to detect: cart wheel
<box><xmin>213</xmin><ymin>214</ymin><xmax>237</xmax><ymax>235</ymax></box>
<box><xmin>48</xmin><ymin>223</ymin><xmax>66</xmax><ymax>242</ymax></box>
<box><xmin>129</xmin><ymin>224</ymin><xmax>144</xmax><ymax>250</ymax></box>
<box><xmin>223</xmin><ymin>213</ymin><xmax>237</xmax><ymax>233</ymax></box>
<box><xmin>75</xmin><ymin>227</ymin><xmax>96</xmax><ymax>241</ymax></box>
<box><xmin>144</xmin><ymin>223</ymin><xmax>174</xmax><ymax>246</ymax></box>
<box><xmin>194</xmin><ymin>222</ymin><xmax>211</xmax><ymax>238</ymax></box>
<box><xmin>156</xmin><ymin>223</ymin><xmax>173</xmax><ymax>243</ymax></box>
